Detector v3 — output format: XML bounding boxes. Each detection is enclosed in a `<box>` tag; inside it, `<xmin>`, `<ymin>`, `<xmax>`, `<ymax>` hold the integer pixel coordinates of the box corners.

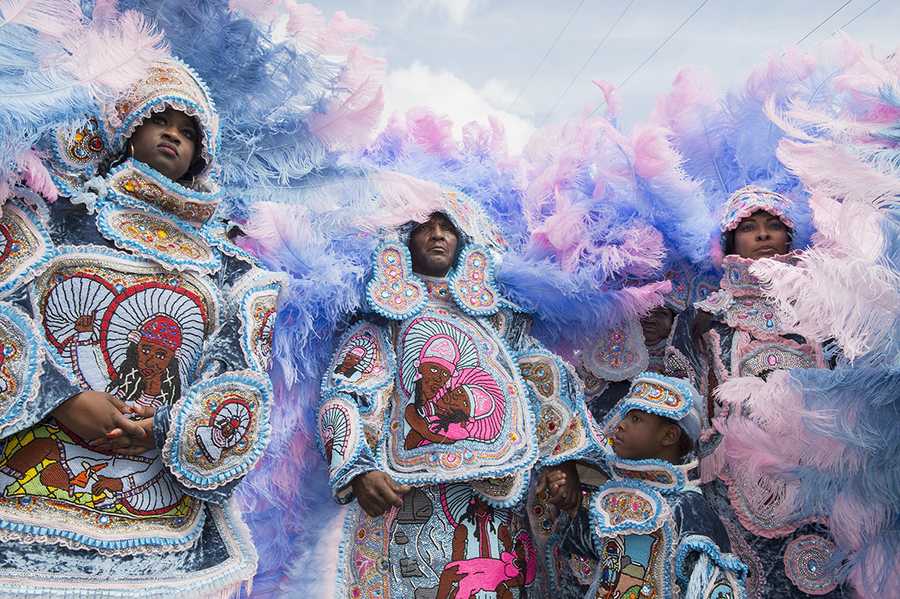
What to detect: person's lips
<box><xmin>157</xmin><ymin>142</ymin><xmax>179</xmax><ymax>158</ymax></box>
<box><xmin>755</xmin><ymin>246</ymin><xmax>779</xmax><ymax>257</ymax></box>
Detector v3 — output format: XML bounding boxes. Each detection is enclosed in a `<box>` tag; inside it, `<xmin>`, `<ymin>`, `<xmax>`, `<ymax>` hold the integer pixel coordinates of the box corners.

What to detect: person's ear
<box><xmin>660</xmin><ymin>423</ymin><xmax>681</xmax><ymax>448</ymax></box>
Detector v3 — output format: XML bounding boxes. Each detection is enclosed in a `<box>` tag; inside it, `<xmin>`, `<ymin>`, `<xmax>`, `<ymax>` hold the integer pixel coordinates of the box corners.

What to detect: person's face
<box><xmin>437</xmin><ymin>386</ymin><xmax>470</xmax><ymax>417</ymax></box>
<box><xmin>128</xmin><ymin>107</ymin><xmax>199</xmax><ymax>181</ymax></box>
<box><xmin>419</xmin><ymin>362</ymin><xmax>451</xmax><ymax>400</ymax></box>
<box><xmin>408</xmin><ymin>213</ymin><xmax>459</xmax><ymax>277</ymax></box>
<box><xmin>732</xmin><ymin>210</ymin><xmax>790</xmax><ymax>260</ymax></box>
<box><xmin>640</xmin><ymin>307</ymin><xmax>674</xmax><ymax>346</ymax></box>
<box><xmin>338</xmin><ymin>351</ymin><xmax>362</xmax><ymax>374</ymax></box>
<box><xmin>136</xmin><ymin>339</ymin><xmax>176</xmax><ymax>380</ymax></box>
<box><xmin>611</xmin><ymin>410</ymin><xmax>676</xmax><ymax>460</ymax></box>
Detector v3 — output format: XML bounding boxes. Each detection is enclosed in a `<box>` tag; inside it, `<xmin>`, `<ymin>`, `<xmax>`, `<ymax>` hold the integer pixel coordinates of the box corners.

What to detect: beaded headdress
<box><xmin>720</xmin><ymin>185</ymin><xmax>795</xmax><ymax>233</ymax></box>
<box><xmin>608</xmin><ymin>372</ymin><xmax>705</xmax><ymax>444</ymax></box>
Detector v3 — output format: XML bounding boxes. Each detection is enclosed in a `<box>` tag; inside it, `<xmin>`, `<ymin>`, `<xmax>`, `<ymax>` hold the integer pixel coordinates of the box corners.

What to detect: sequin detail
<box><xmin>783</xmin><ymin>534</ymin><xmax>838</xmax><ymax>595</ymax></box>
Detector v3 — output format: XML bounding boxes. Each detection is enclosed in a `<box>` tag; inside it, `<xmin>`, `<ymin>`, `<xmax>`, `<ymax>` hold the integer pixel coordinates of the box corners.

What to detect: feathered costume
<box><xmin>711</xmin><ymin>37</ymin><xmax>900</xmax><ymax>598</ymax></box>
<box><xmin>658</xmin><ymin>37</ymin><xmax>899</xmax><ymax>598</ymax></box>
<box><xmin>234</xmin><ymin>91</ymin><xmax>717</xmax><ymax>593</ymax></box>
<box><xmin>0</xmin><ymin>1</ymin><xmax>381</xmax><ymax>596</ymax></box>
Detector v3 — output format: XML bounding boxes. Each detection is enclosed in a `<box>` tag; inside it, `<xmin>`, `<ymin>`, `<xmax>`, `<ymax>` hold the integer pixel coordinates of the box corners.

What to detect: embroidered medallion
<box><xmin>591</xmin><ymin>481</ymin><xmax>666</xmax><ymax>536</ymax></box>
<box><xmin>582</xmin><ymin>318</ymin><xmax>648</xmax><ymax>382</ymax></box>
<box><xmin>448</xmin><ymin>245</ymin><xmax>500</xmax><ymax>316</ymax></box>
<box><xmin>735</xmin><ymin>339</ymin><xmax>821</xmax><ymax>378</ymax></box>
<box><xmin>366</xmin><ymin>242</ymin><xmax>427</xmax><ymax>320</ymax></box>
<box><xmin>324</xmin><ymin>321</ymin><xmax>394</xmax><ymax>398</ymax></box>
<box><xmin>318</xmin><ymin>394</ymin><xmax>364</xmax><ymax>480</ymax></box>
<box><xmin>106</xmin><ymin>160</ymin><xmax>220</xmax><ymax>227</ymax></box>
<box><xmin>52</xmin><ymin>116</ymin><xmax>108</xmax><ymax>173</ymax></box>
<box><xmin>722</xmin><ymin>296</ymin><xmax>790</xmax><ymax>338</ymax></box>
<box><xmin>165</xmin><ymin>371</ymin><xmax>271</xmax><ymax>490</ymax></box>
<box><xmin>724</xmin><ymin>468</ymin><xmax>806</xmax><ymax>538</ymax></box>
<box><xmin>0</xmin><ymin>303</ymin><xmax>43</xmax><ymax>433</ymax></box>
<box><xmin>609</xmin><ymin>458</ymin><xmax>691</xmax><ymax>495</ymax></box>
<box><xmin>33</xmin><ymin>246</ymin><xmax>220</xmax><ymax>391</ymax></box>
<box><xmin>388</xmin><ymin>311</ymin><xmax>535</xmax><ymax>483</ymax></box>
<box><xmin>97</xmin><ymin>203</ymin><xmax>221</xmax><ymax>274</ymax></box>
<box><xmin>0</xmin><ymin>202</ymin><xmax>54</xmax><ymax>297</ymax></box>
<box><xmin>232</xmin><ymin>271</ymin><xmax>282</xmax><ymax>373</ymax></box>
<box><xmin>783</xmin><ymin>534</ymin><xmax>838</xmax><ymax>596</ymax></box>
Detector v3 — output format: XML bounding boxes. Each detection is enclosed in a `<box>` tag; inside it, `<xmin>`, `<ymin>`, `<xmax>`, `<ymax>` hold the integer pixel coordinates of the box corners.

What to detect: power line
<box><xmin>593</xmin><ymin>0</ymin><xmax>709</xmax><ymax>115</ymax></box>
<box><xmin>795</xmin><ymin>0</ymin><xmax>854</xmax><ymax>45</ymax></box>
<box><xmin>834</xmin><ymin>0</ymin><xmax>880</xmax><ymax>32</ymax></box>
<box><xmin>541</xmin><ymin>0</ymin><xmax>637</xmax><ymax>125</ymax></box>
<box><xmin>507</xmin><ymin>0</ymin><xmax>586</xmax><ymax>112</ymax></box>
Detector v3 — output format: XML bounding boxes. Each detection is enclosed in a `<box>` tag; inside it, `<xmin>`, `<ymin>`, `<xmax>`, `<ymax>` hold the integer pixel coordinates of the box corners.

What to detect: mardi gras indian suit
<box><xmin>0</xmin><ymin>59</ymin><xmax>280</xmax><ymax>596</ymax></box>
<box><xmin>316</xmin><ymin>199</ymin><xmax>599</xmax><ymax>599</ymax></box>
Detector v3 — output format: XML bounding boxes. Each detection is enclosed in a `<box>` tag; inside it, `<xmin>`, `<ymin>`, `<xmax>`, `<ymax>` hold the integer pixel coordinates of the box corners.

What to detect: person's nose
<box><xmin>161</xmin><ymin>126</ymin><xmax>182</xmax><ymax>145</ymax></box>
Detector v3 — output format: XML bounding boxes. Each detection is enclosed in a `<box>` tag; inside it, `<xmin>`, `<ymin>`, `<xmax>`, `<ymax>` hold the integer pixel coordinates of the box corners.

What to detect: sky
<box><xmin>328</xmin><ymin>0</ymin><xmax>899</xmax><ymax>151</ymax></box>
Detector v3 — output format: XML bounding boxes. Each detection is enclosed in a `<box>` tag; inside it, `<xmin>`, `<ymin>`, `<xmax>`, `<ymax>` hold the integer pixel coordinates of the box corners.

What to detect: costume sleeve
<box><xmin>317</xmin><ymin>318</ymin><xmax>395</xmax><ymax>502</ymax></box>
<box><xmin>513</xmin><ymin>319</ymin><xmax>601</xmax><ymax>467</ymax></box>
<box><xmin>154</xmin><ymin>268</ymin><xmax>279</xmax><ymax>503</ymax></box>
<box><xmin>676</xmin><ymin>535</ymin><xmax>748</xmax><ymax>599</ymax></box>
<box><xmin>0</xmin><ymin>201</ymin><xmax>77</xmax><ymax>439</ymax></box>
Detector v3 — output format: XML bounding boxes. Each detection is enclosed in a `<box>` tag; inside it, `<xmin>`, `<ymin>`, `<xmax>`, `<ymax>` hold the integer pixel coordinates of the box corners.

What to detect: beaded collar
<box><xmin>719</xmin><ymin>254</ymin><xmax>794</xmax><ymax>297</ymax></box>
<box><xmin>89</xmin><ymin>160</ymin><xmax>229</xmax><ymax>274</ymax></box>
<box><xmin>607</xmin><ymin>456</ymin><xmax>697</xmax><ymax>495</ymax></box>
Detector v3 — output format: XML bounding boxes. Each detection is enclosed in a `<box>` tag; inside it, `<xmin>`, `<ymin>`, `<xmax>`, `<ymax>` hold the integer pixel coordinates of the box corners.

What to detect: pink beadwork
<box><xmin>784</xmin><ymin>535</ymin><xmax>839</xmax><ymax>595</ymax></box>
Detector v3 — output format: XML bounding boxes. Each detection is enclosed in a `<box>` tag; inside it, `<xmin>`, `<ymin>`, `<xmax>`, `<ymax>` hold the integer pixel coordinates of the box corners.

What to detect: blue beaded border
<box><xmin>0</xmin><ymin>502</ymin><xmax>206</xmax><ymax>554</ymax></box>
<box><xmin>674</xmin><ymin>533</ymin><xmax>749</xmax><ymax>587</ymax></box>
<box><xmin>107</xmin><ymin>159</ymin><xmax>222</xmax><ymax>207</ymax></box>
<box><xmin>364</xmin><ymin>241</ymin><xmax>427</xmax><ymax>321</ymax></box>
<box><xmin>447</xmin><ymin>244</ymin><xmax>501</xmax><ymax>317</ymax></box>
<box><xmin>96</xmin><ymin>201</ymin><xmax>222</xmax><ymax>274</ymax></box>
<box><xmin>0</xmin><ymin>302</ymin><xmax>44</xmax><ymax>432</ymax></box>
<box><xmin>165</xmin><ymin>371</ymin><xmax>271</xmax><ymax>490</ymax></box>
<box><xmin>237</xmin><ymin>280</ymin><xmax>282</xmax><ymax>373</ymax></box>
<box><xmin>0</xmin><ymin>201</ymin><xmax>56</xmax><ymax>298</ymax></box>
<box><xmin>589</xmin><ymin>478</ymin><xmax>668</xmax><ymax>537</ymax></box>
<box><xmin>612</xmin><ymin>370</ymin><xmax>698</xmax><ymax>422</ymax></box>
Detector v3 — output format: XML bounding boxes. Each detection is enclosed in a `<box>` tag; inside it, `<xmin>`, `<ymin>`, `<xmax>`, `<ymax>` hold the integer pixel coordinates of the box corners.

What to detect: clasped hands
<box><xmin>53</xmin><ymin>390</ymin><xmax>157</xmax><ymax>455</ymax></box>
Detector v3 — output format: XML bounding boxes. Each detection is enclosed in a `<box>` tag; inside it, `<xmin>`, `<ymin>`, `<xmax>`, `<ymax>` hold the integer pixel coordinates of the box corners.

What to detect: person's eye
<box><xmin>768</xmin><ymin>221</ymin><xmax>784</xmax><ymax>230</ymax></box>
<box><xmin>738</xmin><ymin>222</ymin><xmax>754</xmax><ymax>232</ymax></box>
<box><xmin>151</xmin><ymin>115</ymin><xmax>166</xmax><ymax>125</ymax></box>
<box><xmin>181</xmin><ymin>128</ymin><xmax>196</xmax><ymax>141</ymax></box>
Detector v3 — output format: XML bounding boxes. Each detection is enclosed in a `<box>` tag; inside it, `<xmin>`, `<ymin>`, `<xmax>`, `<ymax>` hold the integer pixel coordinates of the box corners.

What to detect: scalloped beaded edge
<box><xmin>364</xmin><ymin>241</ymin><xmax>428</xmax><ymax>321</ymax></box>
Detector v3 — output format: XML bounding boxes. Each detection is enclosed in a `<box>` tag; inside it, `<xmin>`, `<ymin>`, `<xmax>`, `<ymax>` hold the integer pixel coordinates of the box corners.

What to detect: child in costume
<box><xmin>546</xmin><ymin>372</ymin><xmax>747</xmax><ymax>599</ymax></box>
<box><xmin>0</xmin><ymin>53</ymin><xmax>279</xmax><ymax>596</ymax></box>
<box><xmin>669</xmin><ymin>186</ymin><xmax>842</xmax><ymax>597</ymax></box>
<box><xmin>315</xmin><ymin>195</ymin><xmax>600</xmax><ymax>598</ymax></box>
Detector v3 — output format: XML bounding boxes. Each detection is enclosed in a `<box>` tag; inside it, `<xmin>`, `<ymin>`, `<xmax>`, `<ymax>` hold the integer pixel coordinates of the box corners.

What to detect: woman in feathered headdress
<box><xmin>657</xmin><ymin>43</ymin><xmax>873</xmax><ymax>598</ymax></box>
<box><xmin>709</xmin><ymin>36</ymin><xmax>900</xmax><ymax>598</ymax></box>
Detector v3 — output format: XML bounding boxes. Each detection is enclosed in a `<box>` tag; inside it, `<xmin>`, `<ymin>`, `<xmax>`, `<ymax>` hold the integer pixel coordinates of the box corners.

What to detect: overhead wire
<box><xmin>795</xmin><ymin>0</ymin><xmax>854</xmax><ymax>45</ymax></box>
<box><xmin>507</xmin><ymin>0</ymin><xmax>587</xmax><ymax>112</ymax></box>
<box><xmin>541</xmin><ymin>0</ymin><xmax>637</xmax><ymax>126</ymax></box>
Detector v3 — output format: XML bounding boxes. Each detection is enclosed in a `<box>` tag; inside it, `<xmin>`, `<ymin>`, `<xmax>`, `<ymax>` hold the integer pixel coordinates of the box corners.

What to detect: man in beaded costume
<box><xmin>669</xmin><ymin>186</ymin><xmax>843</xmax><ymax>598</ymax></box>
<box><xmin>0</xmin><ymin>54</ymin><xmax>281</xmax><ymax>596</ymax></box>
<box><xmin>544</xmin><ymin>372</ymin><xmax>748</xmax><ymax>599</ymax></box>
<box><xmin>314</xmin><ymin>194</ymin><xmax>600</xmax><ymax>599</ymax></box>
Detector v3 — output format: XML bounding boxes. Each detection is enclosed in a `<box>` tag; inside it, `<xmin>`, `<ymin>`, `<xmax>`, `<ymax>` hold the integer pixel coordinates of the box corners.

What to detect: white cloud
<box><xmin>382</xmin><ymin>61</ymin><xmax>535</xmax><ymax>153</ymax></box>
<box><xmin>401</xmin><ymin>0</ymin><xmax>474</xmax><ymax>25</ymax></box>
